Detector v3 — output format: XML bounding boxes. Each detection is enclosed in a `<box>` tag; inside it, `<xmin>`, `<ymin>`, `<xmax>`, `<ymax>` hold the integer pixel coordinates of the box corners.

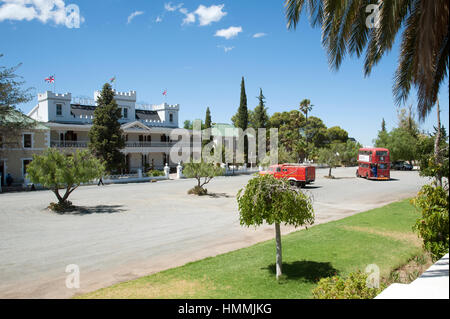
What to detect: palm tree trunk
<box><xmin>275</xmin><ymin>223</ymin><xmax>282</xmax><ymax>280</ymax></box>
<box><xmin>434</xmin><ymin>100</ymin><xmax>442</xmax><ymax>187</ymax></box>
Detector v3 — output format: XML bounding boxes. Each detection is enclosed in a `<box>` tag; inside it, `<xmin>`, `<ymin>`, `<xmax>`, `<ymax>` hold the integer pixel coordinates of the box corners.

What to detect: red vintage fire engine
<box><xmin>260</xmin><ymin>164</ymin><xmax>316</xmax><ymax>188</ymax></box>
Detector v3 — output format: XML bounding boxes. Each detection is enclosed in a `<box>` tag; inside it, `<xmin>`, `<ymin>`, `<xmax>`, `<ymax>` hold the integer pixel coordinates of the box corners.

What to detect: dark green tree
<box><xmin>381</xmin><ymin>118</ymin><xmax>387</xmax><ymax>132</ymax></box>
<box><xmin>89</xmin><ymin>83</ymin><xmax>125</xmax><ymax>174</ymax></box>
<box><xmin>205</xmin><ymin>107</ymin><xmax>212</xmax><ymax>129</ymax></box>
<box><xmin>327</xmin><ymin>126</ymin><xmax>349</xmax><ymax>144</ymax></box>
<box><xmin>234</xmin><ymin>77</ymin><xmax>249</xmax><ymax>164</ymax></box>
<box><xmin>252</xmin><ymin>89</ymin><xmax>269</xmax><ymax>130</ymax></box>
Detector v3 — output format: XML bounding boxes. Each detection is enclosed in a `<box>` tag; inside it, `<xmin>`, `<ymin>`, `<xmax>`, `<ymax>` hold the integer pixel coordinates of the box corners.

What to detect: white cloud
<box><xmin>179</xmin><ymin>7</ymin><xmax>195</xmax><ymax>25</ymax></box>
<box><xmin>127</xmin><ymin>11</ymin><xmax>144</xmax><ymax>24</ymax></box>
<box><xmin>194</xmin><ymin>4</ymin><xmax>226</xmax><ymax>26</ymax></box>
<box><xmin>164</xmin><ymin>2</ymin><xmax>183</xmax><ymax>12</ymax></box>
<box><xmin>215</xmin><ymin>26</ymin><xmax>242</xmax><ymax>40</ymax></box>
<box><xmin>217</xmin><ymin>45</ymin><xmax>234</xmax><ymax>53</ymax></box>
<box><xmin>0</xmin><ymin>0</ymin><xmax>84</xmax><ymax>27</ymax></box>
<box><xmin>253</xmin><ymin>32</ymin><xmax>267</xmax><ymax>38</ymax></box>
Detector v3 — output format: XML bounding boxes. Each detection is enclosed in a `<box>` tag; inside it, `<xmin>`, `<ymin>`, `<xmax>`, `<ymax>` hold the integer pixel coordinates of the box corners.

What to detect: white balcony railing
<box><xmin>51</xmin><ymin>140</ymin><xmax>191</xmax><ymax>149</ymax></box>
<box><xmin>50</xmin><ymin>141</ymin><xmax>89</xmax><ymax>148</ymax></box>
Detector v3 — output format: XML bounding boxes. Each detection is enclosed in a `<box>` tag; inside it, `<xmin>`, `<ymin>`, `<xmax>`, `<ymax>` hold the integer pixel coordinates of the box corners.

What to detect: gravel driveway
<box><xmin>0</xmin><ymin>167</ymin><xmax>428</xmax><ymax>298</ymax></box>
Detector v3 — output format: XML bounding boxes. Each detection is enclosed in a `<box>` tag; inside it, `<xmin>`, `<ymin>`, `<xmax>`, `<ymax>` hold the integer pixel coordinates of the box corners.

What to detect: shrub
<box><xmin>48</xmin><ymin>201</ymin><xmax>74</xmax><ymax>212</ymax></box>
<box><xmin>147</xmin><ymin>169</ymin><xmax>165</xmax><ymax>177</ymax></box>
<box><xmin>411</xmin><ymin>184</ymin><xmax>449</xmax><ymax>261</ymax></box>
<box><xmin>312</xmin><ymin>271</ymin><xmax>385</xmax><ymax>299</ymax></box>
<box><xmin>27</xmin><ymin>149</ymin><xmax>104</xmax><ymax>207</ymax></box>
<box><xmin>187</xmin><ymin>186</ymin><xmax>208</xmax><ymax>196</ymax></box>
<box><xmin>183</xmin><ymin>161</ymin><xmax>224</xmax><ymax>195</ymax></box>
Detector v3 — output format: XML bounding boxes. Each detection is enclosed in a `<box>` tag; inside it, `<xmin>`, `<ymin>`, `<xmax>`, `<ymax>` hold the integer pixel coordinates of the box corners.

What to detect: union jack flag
<box><xmin>45</xmin><ymin>75</ymin><xmax>55</xmax><ymax>83</ymax></box>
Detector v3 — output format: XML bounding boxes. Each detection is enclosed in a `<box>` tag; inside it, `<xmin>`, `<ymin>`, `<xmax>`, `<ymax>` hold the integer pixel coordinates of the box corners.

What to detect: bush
<box><xmin>411</xmin><ymin>184</ymin><xmax>449</xmax><ymax>261</ymax></box>
<box><xmin>187</xmin><ymin>186</ymin><xmax>208</xmax><ymax>196</ymax></box>
<box><xmin>48</xmin><ymin>201</ymin><xmax>74</xmax><ymax>212</ymax></box>
<box><xmin>147</xmin><ymin>169</ymin><xmax>165</xmax><ymax>177</ymax></box>
<box><xmin>312</xmin><ymin>271</ymin><xmax>385</xmax><ymax>299</ymax></box>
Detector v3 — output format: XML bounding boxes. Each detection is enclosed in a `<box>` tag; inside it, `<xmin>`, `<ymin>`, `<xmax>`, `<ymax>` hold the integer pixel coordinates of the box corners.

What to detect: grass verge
<box><xmin>77</xmin><ymin>199</ymin><xmax>423</xmax><ymax>299</ymax></box>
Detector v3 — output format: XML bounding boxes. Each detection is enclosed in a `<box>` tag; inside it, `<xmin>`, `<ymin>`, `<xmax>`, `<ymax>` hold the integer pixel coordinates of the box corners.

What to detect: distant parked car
<box><xmin>391</xmin><ymin>161</ymin><xmax>413</xmax><ymax>171</ymax></box>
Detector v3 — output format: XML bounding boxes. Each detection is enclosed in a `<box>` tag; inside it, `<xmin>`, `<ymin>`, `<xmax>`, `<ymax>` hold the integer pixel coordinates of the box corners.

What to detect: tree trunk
<box><xmin>328</xmin><ymin>167</ymin><xmax>332</xmax><ymax>177</ymax></box>
<box><xmin>275</xmin><ymin>223</ymin><xmax>282</xmax><ymax>280</ymax></box>
<box><xmin>434</xmin><ymin>99</ymin><xmax>442</xmax><ymax>187</ymax></box>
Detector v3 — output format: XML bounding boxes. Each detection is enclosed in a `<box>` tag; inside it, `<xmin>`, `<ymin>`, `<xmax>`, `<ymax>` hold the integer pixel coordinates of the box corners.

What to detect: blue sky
<box><xmin>1</xmin><ymin>0</ymin><xmax>448</xmax><ymax>146</ymax></box>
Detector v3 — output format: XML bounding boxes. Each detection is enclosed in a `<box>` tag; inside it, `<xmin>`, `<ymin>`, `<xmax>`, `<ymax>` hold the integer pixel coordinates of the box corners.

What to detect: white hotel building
<box><xmin>27</xmin><ymin>90</ymin><xmax>182</xmax><ymax>172</ymax></box>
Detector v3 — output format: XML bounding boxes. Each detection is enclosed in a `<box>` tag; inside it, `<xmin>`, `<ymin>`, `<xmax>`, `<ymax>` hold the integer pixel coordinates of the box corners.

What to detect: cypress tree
<box><xmin>236</xmin><ymin>77</ymin><xmax>249</xmax><ymax>164</ymax></box>
<box><xmin>89</xmin><ymin>83</ymin><xmax>125</xmax><ymax>174</ymax></box>
<box><xmin>236</xmin><ymin>77</ymin><xmax>248</xmax><ymax>130</ymax></box>
<box><xmin>381</xmin><ymin>118</ymin><xmax>386</xmax><ymax>132</ymax></box>
<box><xmin>253</xmin><ymin>88</ymin><xmax>269</xmax><ymax>129</ymax></box>
<box><xmin>205</xmin><ymin>107</ymin><xmax>212</xmax><ymax>129</ymax></box>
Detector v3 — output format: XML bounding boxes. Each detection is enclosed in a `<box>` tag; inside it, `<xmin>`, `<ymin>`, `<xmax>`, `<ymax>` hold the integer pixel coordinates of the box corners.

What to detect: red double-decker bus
<box><xmin>356</xmin><ymin>148</ymin><xmax>390</xmax><ymax>180</ymax></box>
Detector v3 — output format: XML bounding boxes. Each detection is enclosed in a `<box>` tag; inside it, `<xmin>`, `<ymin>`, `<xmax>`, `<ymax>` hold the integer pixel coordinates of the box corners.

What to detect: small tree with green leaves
<box><xmin>318</xmin><ymin>143</ymin><xmax>343</xmax><ymax>178</ymax></box>
<box><xmin>411</xmin><ymin>184</ymin><xmax>449</xmax><ymax>261</ymax></box>
<box><xmin>26</xmin><ymin>149</ymin><xmax>104</xmax><ymax>211</ymax></box>
<box><xmin>183</xmin><ymin>161</ymin><xmax>225</xmax><ymax>195</ymax></box>
<box><xmin>237</xmin><ymin>174</ymin><xmax>314</xmax><ymax>280</ymax></box>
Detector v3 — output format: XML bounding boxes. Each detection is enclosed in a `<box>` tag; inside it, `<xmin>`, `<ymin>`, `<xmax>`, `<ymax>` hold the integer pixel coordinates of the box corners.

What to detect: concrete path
<box><xmin>0</xmin><ymin>167</ymin><xmax>428</xmax><ymax>298</ymax></box>
<box><xmin>376</xmin><ymin>253</ymin><xmax>449</xmax><ymax>299</ymax></box>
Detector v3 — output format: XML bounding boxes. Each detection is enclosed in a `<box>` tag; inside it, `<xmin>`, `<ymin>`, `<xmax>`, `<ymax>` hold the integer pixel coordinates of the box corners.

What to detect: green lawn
<box><xmin>77</xmin><ymin>199</ymin><xmax>422</xmax><ymax>299</ymax></box>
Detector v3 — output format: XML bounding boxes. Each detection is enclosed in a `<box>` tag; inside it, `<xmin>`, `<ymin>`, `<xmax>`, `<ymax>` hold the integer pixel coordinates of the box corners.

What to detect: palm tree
<box><xmin>285</xmin><ymin>0</ymin><xmax>449</xmax><ymax>121</ymax></box>
<box><xmin>300</xmin><ymin>99</ymin><xmax>313</xmax><ymax>161</ymax></box>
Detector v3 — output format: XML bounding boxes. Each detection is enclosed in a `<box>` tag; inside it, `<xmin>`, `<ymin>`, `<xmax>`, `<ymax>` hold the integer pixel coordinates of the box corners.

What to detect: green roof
<box><xmin>0</xmin><ymin>108</ymin><xmax>49</xmax><ymax>130</ymax></box>
<box><xmin>211</xmin><ymin>123</ymin><xmax>255</xmax><ymax>138</ymax></box>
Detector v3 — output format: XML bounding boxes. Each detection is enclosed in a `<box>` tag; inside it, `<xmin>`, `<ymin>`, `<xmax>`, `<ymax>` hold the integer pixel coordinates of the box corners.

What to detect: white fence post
<box><xmin>164</xmin><ymin>163</ymin><xmax>170</xmax><ymax>179</ymax></box>
<box><xmin>177</xmin><ymin>163</ymin><xmax>183</xmax><ymax>179</ymax></box>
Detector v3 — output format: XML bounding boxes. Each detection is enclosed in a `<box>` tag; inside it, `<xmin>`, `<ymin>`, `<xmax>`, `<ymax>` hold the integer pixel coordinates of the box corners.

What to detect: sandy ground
<box><xmin>0</xmin><ymin>167</ymin><xmax>428</xmax><ymax>298</ymax></box>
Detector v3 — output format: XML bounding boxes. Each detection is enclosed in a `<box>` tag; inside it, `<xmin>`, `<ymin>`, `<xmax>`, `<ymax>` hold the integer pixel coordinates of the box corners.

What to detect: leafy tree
<box><xmin>0</xmin><ymin>54</ymin><xmax>35</xmax><ymax>154</ymax></box>
<box><xmin>285</xmin><ymin>1</ymin><xmax>449</xmax><ymax>121</ymax></box>
<box><xmin>0</xmin><ymin>54</ymin><xmax>33</xmax><ymax>117</ymax></box>
<box><xmin>327</xmin><ymin>126</ymin><xmax>349</xmax><ymax>144</ymax></box>
<box><xmin>269</xmin><ymin>110</ymin><xmax>305</xmax><ymax>161</ymax></box>
<box><xmin>183</xmin><ymin>120</ymin><xmax>192</xmax><ymax>130</ymax></box>
<box><xmin>89</xmin><ymin>83</ymin><xmax>125</xmax><ymax>174</ymax></box>
<box><xmin>340</xmin><ymin>140</ymin><xmax>362</xmax><ymax>166</ymax></box>
<box><xmin>412</xmin><ymin>184</ymin><xmax>449</xmax><ymax>261</ymax></box>
<box><xmin>183</xmin><ymin>161</ymin><xmax>225</xmax><ymax>195</ymax></box>
<box><xmin>397</xmin><ymin>106</ymin><xmax>419</xmax><ymax>137</ymax></box>
<box><xmin>237</xmin><ymin>174</ymin><xmax>314</xmax><ymax>280</ymax></box>
<box><xmin>318</xmin><ymin>143</ymin><xmax>344</xmax><ymax>177</ymax></box>
<box><xmin>388</xmin><ymin>127</ymin><xmax>418</xmax><ymax>163</ymax></box>
<box><xmin>416</xmin><ymin>127</ymin><xmax>449</xmax><ymax>181</ymax></box>
<box><xmin>26</xmin><ymin>149</ymin><xmax>104</xmax><ymax>209</ymax></box>
<box><xmin>301</xmin><ymin>116</ymin><xmax>328</xmax><ymax>149</ymax></box>
<box><xmin>374</xmin><ymin>129</ymin><xmax>390</xmax><ymax>149</ymax></box>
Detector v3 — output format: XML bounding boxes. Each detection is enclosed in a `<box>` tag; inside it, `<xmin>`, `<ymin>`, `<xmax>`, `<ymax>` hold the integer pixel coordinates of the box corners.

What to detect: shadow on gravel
<box><xmin>265</xmin><ymin>260</ymin><xmax>338</xmax><ymax>282</ymax></box>
<box><xmin>59</xmin><ymin>205</ymin><xmax>126</xmax><ymax>215</ymax></box>
<box><xmin>302</xmin><ymin>185</ymin><xmax>322</xmax><ymax>189</ymax></box>
<box><xmin>207</xmin><ymin>193</ymin><xmax>233</xmax><ymax>198</ymax></box>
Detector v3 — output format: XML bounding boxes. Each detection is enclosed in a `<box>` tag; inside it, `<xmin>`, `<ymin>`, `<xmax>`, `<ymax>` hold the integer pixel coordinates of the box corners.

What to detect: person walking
<box><xmin>97</xmin><ymin>176</ymin><xmax>104</xmax><ymax>186</ymax></box>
